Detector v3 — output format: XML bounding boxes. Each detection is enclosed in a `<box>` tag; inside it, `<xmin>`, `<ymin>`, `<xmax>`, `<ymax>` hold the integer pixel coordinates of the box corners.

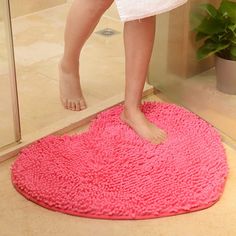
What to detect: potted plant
<box><xmin>192</xmin><ymin>0</ymin><xmax>236</xmax><ymax>95</ymax></box>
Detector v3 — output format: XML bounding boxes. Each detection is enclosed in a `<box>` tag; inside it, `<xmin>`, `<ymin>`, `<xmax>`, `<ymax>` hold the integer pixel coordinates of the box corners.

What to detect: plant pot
<box><xmin>215</xmin><ymin>56</ymin><xmax>236</xmax><ymax>95</ymax></box>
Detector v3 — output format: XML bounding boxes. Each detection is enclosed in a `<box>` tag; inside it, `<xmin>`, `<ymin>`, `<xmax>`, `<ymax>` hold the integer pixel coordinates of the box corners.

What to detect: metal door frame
<box><xmin>3</xmin><ymin>0</ymin><xmax>21</xmax><ymax>144</ymax></box>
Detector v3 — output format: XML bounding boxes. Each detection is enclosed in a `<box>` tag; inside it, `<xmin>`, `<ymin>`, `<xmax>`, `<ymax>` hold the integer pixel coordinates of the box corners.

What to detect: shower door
<box><xmin>149</xmin><ymin>0</ymin><xmax>236</xmax><ymax>143</ymax></box>
<box><xmin>0</xmin><ymin>0</ymin><xmax>21</xmax><ymax>149</ymax></box>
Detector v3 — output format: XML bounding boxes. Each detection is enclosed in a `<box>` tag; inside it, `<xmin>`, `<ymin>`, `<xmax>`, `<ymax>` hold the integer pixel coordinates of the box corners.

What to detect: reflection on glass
<box><xmin>10</xmin><ymin>2</ymin><xmax>124</xmax><ymax>138</ymax></box>
<box><xmin>149</xmin><ymin>0</ymin><xmax>236</xmax><ymax>143</ymax></box>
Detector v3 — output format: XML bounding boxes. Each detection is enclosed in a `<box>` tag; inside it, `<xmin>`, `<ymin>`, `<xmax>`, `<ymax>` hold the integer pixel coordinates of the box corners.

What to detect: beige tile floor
<box><xmin>0</xmin><ymin>3</ymin><xmax>126</xmax><ymax>147</ymax></box>
<box><xmin>0</xmin><ymin>94</ymin><xmax>236</xmax><ymax>236</ymax></box>
<box><xmin>12</xmin><ymin>3</ymin><xmax>125</xmax><ymax>135</ymax></box>
<box><xmin>1</xmin><ymin>3</ymin><xmax>236</xmax><ymax>234</ymax></box>
<box><xmin>2</xmin><ymin>1</ymin><xmax>236</xmax><ymax>150</ymax></box>
<box><xmin>151</xmin><ymin>69</ymin><xmax>236</xmax><ymax>142</ymax></box>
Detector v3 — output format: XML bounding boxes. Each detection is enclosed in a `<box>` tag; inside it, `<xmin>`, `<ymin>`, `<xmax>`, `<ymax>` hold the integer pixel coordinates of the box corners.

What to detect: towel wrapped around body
<box><xmin>115</xmin><ymin>0</ymin><xmax>188</xmax><ymax>22</ymax></box>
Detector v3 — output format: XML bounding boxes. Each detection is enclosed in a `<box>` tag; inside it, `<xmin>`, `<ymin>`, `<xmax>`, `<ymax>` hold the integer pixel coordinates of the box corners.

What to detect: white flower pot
<box><xmin>215</xmin><ymin>56</ymin><xmax>236</xmax><ymax>95</ymax></box>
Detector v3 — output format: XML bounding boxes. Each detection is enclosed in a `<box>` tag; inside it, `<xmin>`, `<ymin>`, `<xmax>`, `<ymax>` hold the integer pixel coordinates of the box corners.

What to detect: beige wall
<box><xmin>149</xmin><ymin>0</ymin><xmax>221</xmax><ymax>85</ymax></box>
<box><xmin>168</xmin><ymin>0</ymin><xmax>220</xmax><ymax>78</ymax></box>
<box><xmin>9</xmin><ymin>0</ymin><xmax>66</xmax><ymax>18</ymax></box>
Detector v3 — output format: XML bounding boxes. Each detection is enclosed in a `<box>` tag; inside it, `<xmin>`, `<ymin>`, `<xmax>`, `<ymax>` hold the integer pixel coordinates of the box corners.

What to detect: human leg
<box><xmin>59</xmin><ymin>0</ymin><xmax>114</xmax><ymax>111</ymax></box>
<box><xmin>120</xmin><ymin>16</ymin><xmax>167</xmax><ymax>144</ymax></box>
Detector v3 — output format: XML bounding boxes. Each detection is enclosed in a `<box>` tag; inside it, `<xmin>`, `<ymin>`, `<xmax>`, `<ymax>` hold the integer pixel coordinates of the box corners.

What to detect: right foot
<box><xmin>58</xmin><ymin>61</ymin><xmax>87</xmax><ymax>111</ymax></box>
<box><xmin>120</xmin><ymin>108</ymin><xmax>167</xmax><ymax>145</ymax></box>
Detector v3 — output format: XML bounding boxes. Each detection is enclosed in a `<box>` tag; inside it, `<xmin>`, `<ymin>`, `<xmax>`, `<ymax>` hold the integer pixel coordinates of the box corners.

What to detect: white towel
<box><xmin>115</xmin><ymin>0</ymin><xmax>188</xmax><ymax>22</ymax></box>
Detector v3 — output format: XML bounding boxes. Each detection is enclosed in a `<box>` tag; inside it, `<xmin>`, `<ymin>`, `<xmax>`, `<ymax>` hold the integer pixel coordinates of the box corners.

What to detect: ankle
<box><xmin>60</xmin><ymin>57</ymin><xmax>79</xmax><ymax>74</ymax></box>
<box><xmin>123</xmin><ymin>105</ymin><xmax>142</xmax><ymax>116</ymax></box>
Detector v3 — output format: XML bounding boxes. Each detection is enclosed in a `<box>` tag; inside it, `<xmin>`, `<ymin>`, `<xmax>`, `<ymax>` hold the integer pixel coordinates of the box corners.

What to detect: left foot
<box><xmin>120</xmin><ymin>107</ymin><xmax>167</xmax><ymax>144</ymax></box>
<box><xmin>58</xmin><ymin>61</ymin><xmax>87</xmax><ymax>111</ymax></box>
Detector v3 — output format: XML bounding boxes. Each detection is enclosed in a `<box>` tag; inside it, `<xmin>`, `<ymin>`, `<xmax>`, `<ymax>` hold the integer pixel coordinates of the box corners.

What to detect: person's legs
<box><xmin>59</xmin><ymin>0</ymin><xmax>113</xmax><ymax>111</ymax></box>
<box><xmin>120</xmin><ymin>16</ymin><xmax>167</xmax><ymax>144</ymax></box>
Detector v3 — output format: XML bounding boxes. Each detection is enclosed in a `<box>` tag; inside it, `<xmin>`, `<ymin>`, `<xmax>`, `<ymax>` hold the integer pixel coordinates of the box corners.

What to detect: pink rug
<box><xmin>11</xmin><ymin>102</ymin><xmax>228</xmax><ymax>220</ymax></box>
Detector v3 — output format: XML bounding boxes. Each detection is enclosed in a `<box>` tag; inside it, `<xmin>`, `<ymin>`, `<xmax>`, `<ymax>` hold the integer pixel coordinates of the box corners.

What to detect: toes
<box><xmin>60</xmin><ymin>97</ymin><xmax>69</xmax><ymax>110</ymax></box>
<box><xmin>159</xmin><ymin>133</ymin><xmax>167</xmax><ymax>141</ymax></box>
<box><xmin>65</xmin><ymin>100</ymin><xmax>75</xmax><ymax>111</ymax></box>
<box><xmin>65</xmin><ymin>99</ymin><xmax>70</xmax><ymax>109</ymax></box>
<box><xmin>152</xmin><ymin>131</ymin><xmax>167</xmax><ymax>144</ymax></box>
<box><xmin>75</xmin><ymin>101</ymin><xmax>81</xmax><ymax>111</ymax></box>
<box><xmin>160</xmin><ymin>133</ymin><xmax>167</xmax><ymax>140</ymax></box>
<box><xmin>159</xmin><ymin>129</ymin><xmax>167</xmax><ymax>139</ymax></box>
<box><xmin>71</xmin><ymin>101</ymin><xmax>77</xmax><ymax>111</ymax></box>
<box><xmin>74</xmin><ymin>98</ymin><xmax>87</xmax><ymax>111</ymax></box>
<box><xmin>79</xmin><ymin>98</ymin><xmax>87</xmax><ymax>110</ymax></box>
<box><xmin>68</xmin><ymin>101</ymin><xmax>73</xmax><ymax>110</ymax></box>
<box><xmin>151</xmin><ymin>137</ymin><xmax>162</xmax><ymax>145</ymax></box>
<box><xmin>60</xmin><ymin>97</ymin><xmax>87</xmax><ymax>111</ymax></box>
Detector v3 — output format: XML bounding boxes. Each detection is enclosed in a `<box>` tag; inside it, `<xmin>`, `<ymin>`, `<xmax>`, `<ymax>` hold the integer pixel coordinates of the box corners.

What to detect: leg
<box><xmin>59</xmin><ymin>0</ymin><xmax>114</xmax><ymax>111</ymax></box>
<box><xmin>120</xmin><ymin>16</ymin><xmax>167</xmax><ymax>144</ymax></box>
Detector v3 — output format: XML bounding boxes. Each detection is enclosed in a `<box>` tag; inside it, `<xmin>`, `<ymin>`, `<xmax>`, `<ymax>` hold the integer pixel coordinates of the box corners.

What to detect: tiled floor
<box><xmin>1</xmin><ymin>2</ymin><xmax>236</xmax><ymax>235</ymax></box>
<box><xmin>0</xmin><ymin>3</ymin><xmax>126</xmax><ymax>147</ymax></box>
<box><xmin>0</xmin><ymin>94</ymin><xmax>236</xmax><ymax>236</ymax></box>
<box><xmin>13</xmin><ymin>3</ymin><xmax>125</xmax><ymax>135</ymax></box>
<box><xmin>2</xmin><ymin>1</ymin><xmax>236</xmax><ymax>150</ymax></box>
<box><xmin>151</xmin><ymin>68</ymin><xmax>236</xmax><ymax>142</ymax></box>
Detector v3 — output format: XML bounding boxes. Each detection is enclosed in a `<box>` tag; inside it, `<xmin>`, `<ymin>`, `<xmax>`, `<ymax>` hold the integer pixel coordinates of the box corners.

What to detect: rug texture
<box><xmin>11</xmin><ymin>102</ymin><xmax>228</xmax><ymax>220</ymax></box>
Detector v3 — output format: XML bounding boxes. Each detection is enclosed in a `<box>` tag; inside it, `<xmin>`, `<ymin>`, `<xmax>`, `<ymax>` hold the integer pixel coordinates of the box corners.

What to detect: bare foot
<box><xmin>58</xmin><ymin>61</ymin><xmax>87</xmax><ymax>111</ymax></box>
<box><xmin>120</xmin><ymin>107</ymin><xmax>167</xmax><ymax>144</ymax></box>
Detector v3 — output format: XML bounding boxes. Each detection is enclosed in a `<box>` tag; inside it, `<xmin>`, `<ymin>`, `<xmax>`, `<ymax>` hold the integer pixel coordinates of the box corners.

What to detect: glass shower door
<box><xmin>0</xmin><ymin>0</ymin><xmax>20</xmax><ymax>149</ymax></box>
<box><xmin>149</xmin><ymin>0</ymin><xmax>236</xmax><ymax>144</ymax></box>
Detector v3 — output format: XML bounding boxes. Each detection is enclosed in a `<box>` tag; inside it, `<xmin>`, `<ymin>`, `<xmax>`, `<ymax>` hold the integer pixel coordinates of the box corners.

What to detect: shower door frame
<box><xmin>2</xmin><ymin>0</ymin><xmax>21</xmax><ymax>147</ymax></box>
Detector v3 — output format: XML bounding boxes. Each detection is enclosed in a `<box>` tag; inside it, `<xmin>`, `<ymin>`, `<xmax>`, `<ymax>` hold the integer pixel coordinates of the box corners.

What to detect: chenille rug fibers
<box><xmin>11</xmin><ymin>102</ymin><xmax>228</xmax><ymax>220</ymax></box>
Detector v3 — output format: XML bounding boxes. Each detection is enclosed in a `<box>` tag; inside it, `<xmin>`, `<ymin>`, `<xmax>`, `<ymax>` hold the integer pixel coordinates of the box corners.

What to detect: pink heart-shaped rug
<box><xmin>11</xmin><ymin>102</ymin><xmax>228</xmax><ymax>219</ymax></box>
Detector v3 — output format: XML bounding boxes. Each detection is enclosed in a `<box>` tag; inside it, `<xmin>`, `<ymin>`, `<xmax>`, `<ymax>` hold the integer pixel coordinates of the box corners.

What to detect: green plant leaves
<box><xmin>228</xmin><ymin>24</ymin><xmax>236</xmax><ymax>34</ymax></box>
<box><xmin>199</xmin><ymin>3</ymin><xmax>218</xmax><ymax>18</ymax></box>
<box><xmin>190</xmin><ymin>11</ymin><xmax>205</xmax><ymax>30</ymax></box>
<box><xmin>197</xmin><ymin>40</ymin><xmax>229</xmax><ymax>60</ymax></box>
<box><xmin>219</xmin><ymin>0</ymin><xmax>236</xmax><ymax>22</ymax></box>
<box><xmin>196</xmin><ymin>17</ymin><xmax>225</xmax><ymax>35</ymax></box>
<box><xmin>192</xmin><ymin>0</ymin><xmax>236</xmax><ymax>61</ymax></box>
<box><xmin>230</xmin><ymin>46</ymin><xmax>236</xmax><ymax>60</ymax></box>
<box><xmin>195</xmin><ymin>32</ymin><xmax>209</xmax><ymax>41</ymax></box>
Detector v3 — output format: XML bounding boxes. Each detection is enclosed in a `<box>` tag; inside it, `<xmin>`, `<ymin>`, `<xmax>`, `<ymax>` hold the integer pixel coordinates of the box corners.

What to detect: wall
<box><xmin>149</xmin><ymin>0</ymin><xmax>221</xmax><ymax>86</ymax></box>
